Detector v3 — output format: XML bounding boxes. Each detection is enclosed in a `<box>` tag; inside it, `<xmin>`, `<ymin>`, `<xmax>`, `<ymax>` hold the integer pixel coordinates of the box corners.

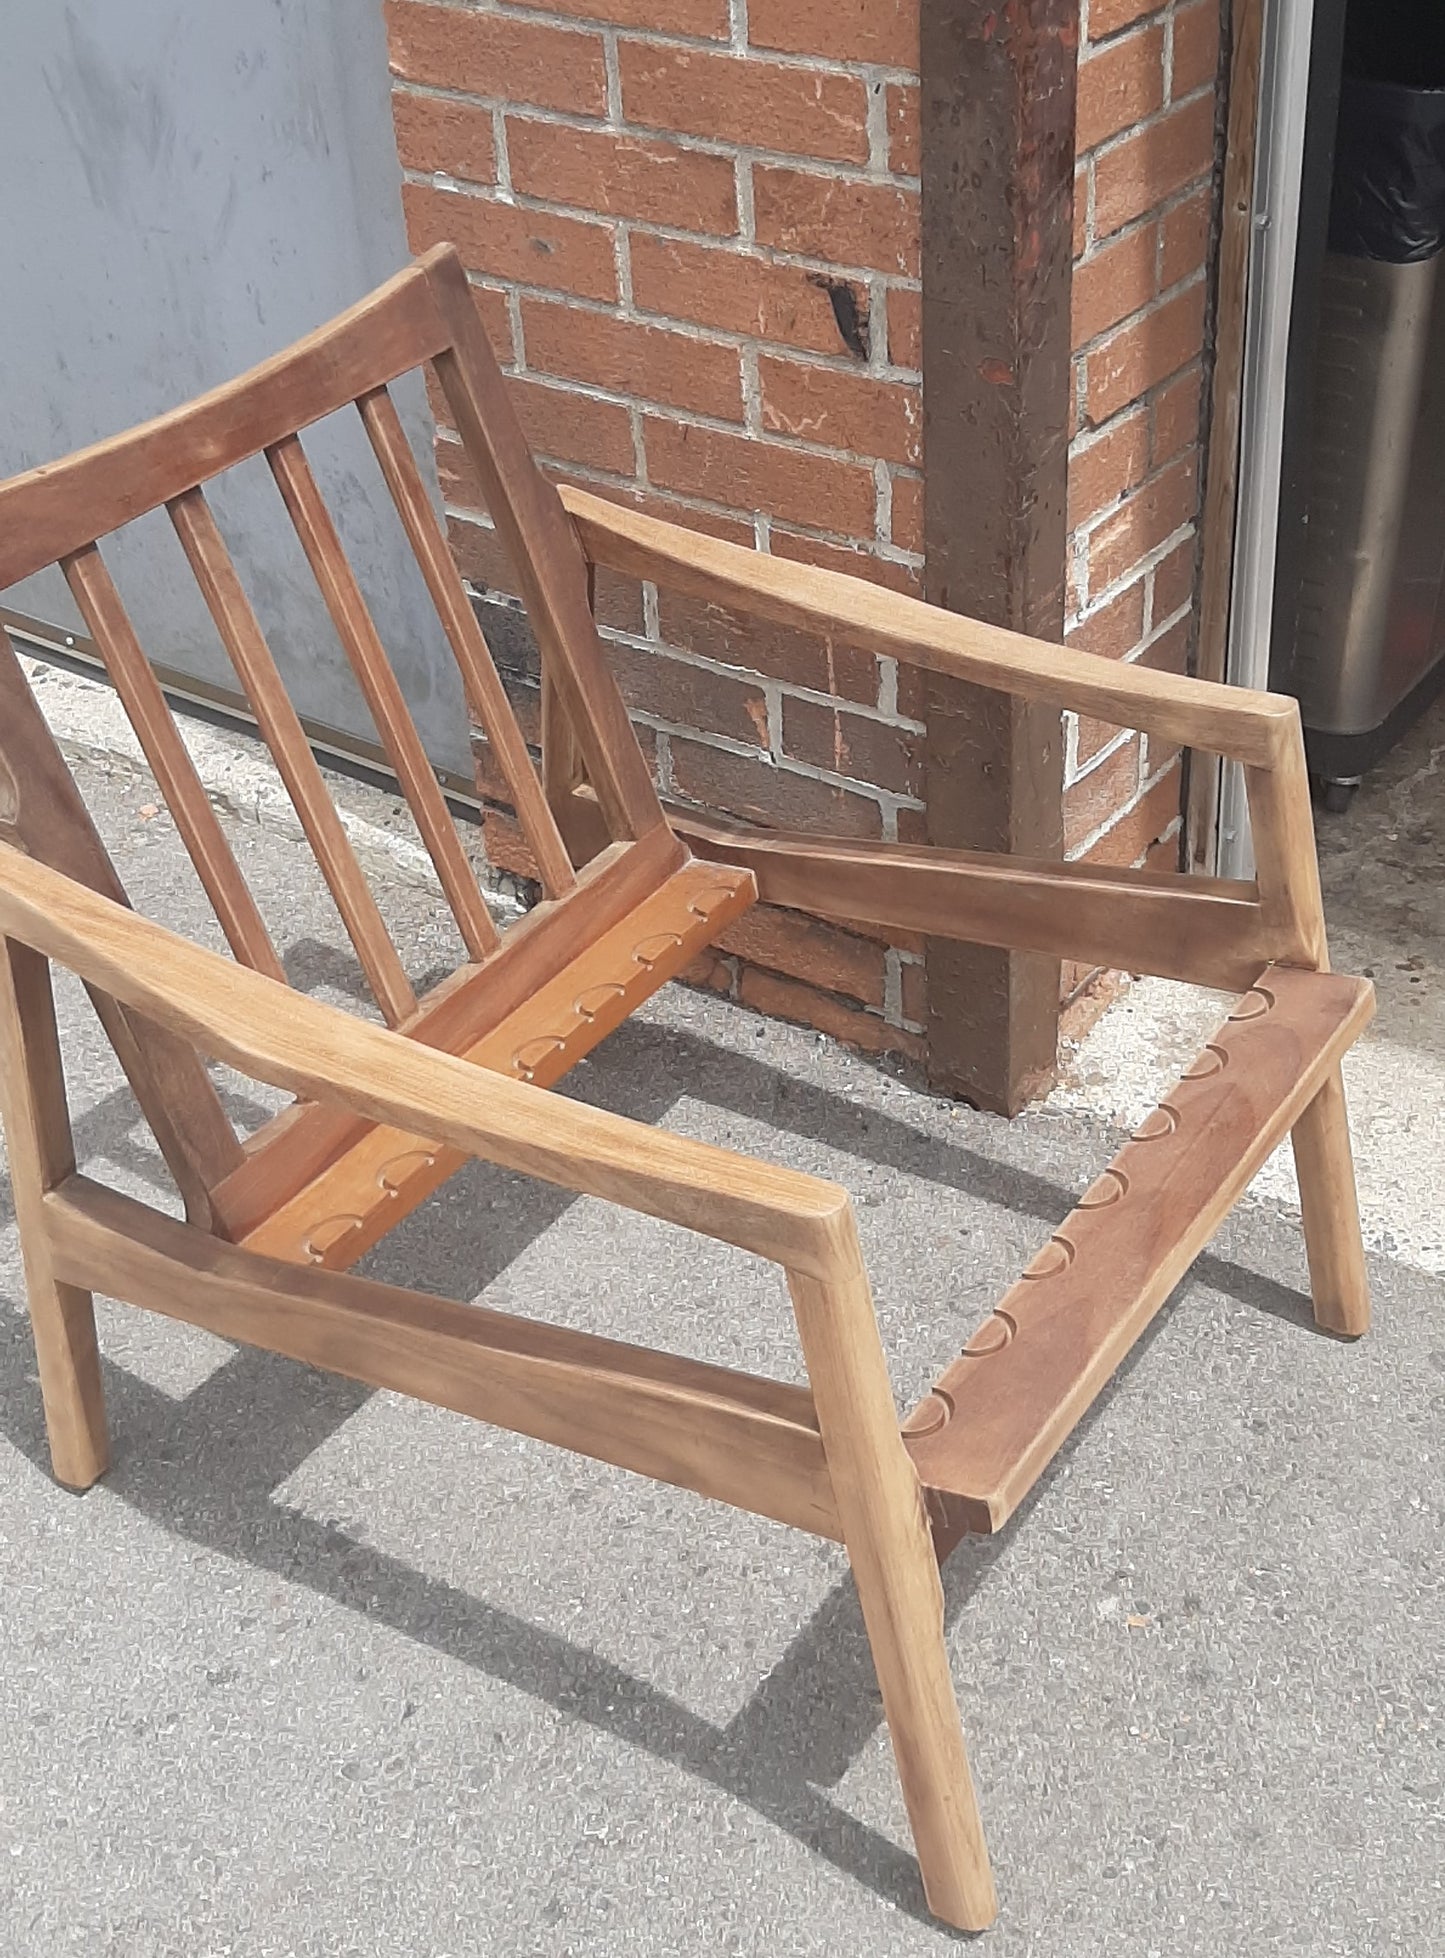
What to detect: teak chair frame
<box><xmin>0</xmin><ymin>245</ymin><xmax>1373</xmax><ymax>1931</ymax></box>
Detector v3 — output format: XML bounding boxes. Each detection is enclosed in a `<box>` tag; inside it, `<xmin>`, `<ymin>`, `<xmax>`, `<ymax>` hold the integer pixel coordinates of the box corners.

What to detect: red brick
<box><xmin>437</xmin><ymin>433</ymin><xmax>488</xmax><ymax>513</ymax></box>
<box><xmin>1068</xmin><ymin>408</ymin><xmax>1148</xmax><ymax>530</ymax></box>
<box><xmin>1093</xmin><ymin>95</ymin><xmax>1217</xmax><ymax>241</ymax></box>
<box><xmin>506</xmin><ymin>0</ymin><xmax>728</xmax><ymax>34</ymax></box>
<box><xmin>759</xmin><ymin>356</ymin><xmax>921</xmax><ymax>464</ymax></box>
<box><xmin>1060</xmin><ymin>959</ymin><xmax>1099</xmax><ymax>1009</ymax></box>
<box><xmin>482</xmin><ymin>731</ymin><xmax>665</xmax><ymax>858</ymax></box>
<box><xmin>426</xmin><ymin>363</ymin><xmax>456</xmax><ymax>432</ymax></box>
<box><xmin>511</xmin><ymin>375</ymin><xmax>635</xmax><ymax>474</ymax></box>
<box><xmin>1065</xmin><ymin>576</ymin><xmax>1147</xmax><ymax>660</ymax></box>
<box><xmin>618</xmin><ymin>44</ymin><xmax>869</xmax><ymax>164</ymax></box>
<box><xmin>443</xmin><ymin>384</ymin><xmax>651</xmax><ymax>512</ymax></box>
<box><xmin>447</xmin><ymin>512</ymin><xmax>513</xmax><ymax>591</ymax></box>
<box><xmin>679</xmin><ymin>945</ymin><xmax>736</xmax><ymax>994</ymax></box>
<box><xmin>781</xmin><ymin>696</ymin><xmax>921</xmax><ymax>794</ymax></box>
<box><xmin>1138</xmin><ymin>611</ymin><xmax>1192</xmax><ymax>676</ymax></box>
<box><xmin>521</xmin><ymin>299</ymin><xmax>743</xmax><ymax>420</ymax></box>
<box><xmin>891</xmin><ymin>471</ymin><xmax>924</xmax><ymax>553</ymax></box>
<box><xmin>470</xmin><ymin>283</ymin><xmax>515</xmax><ymax>362</ymax></box>
<box><xmin>1172</xmin><ymin>0</ymin><xmax>1222</xmax><ymax>99</ymax></box>
<box><xmin>1152</xmin><ymin>362</ymin><xmax>1202</xmax><ymax>464</ymax></box>
<box><xmin>1071</xmin><ymin>222</ymin><xmax>1156</xmax><ymax>348</ymax></box>
<box><xmin>887</xmin><ymin>83</ymin><xmax>921</xmax><ymax>177</ymax></box>
<box><xmin>901</xmin><ymin>953</ymin><xmax>925</xmax><ymax>1026</ymax></box>
<box><xmin>593</xmin><ymin>565</ymin><xmax>648</xmax><ymax>635</ymax></box>
<box><xmin>1065</xmin><ymin>734</ymin><xmax>1142</xmax><ymax>849</ymax></box>
<box><xmin>658</xmin><ymin>588</ymin><xmax>878</xmax><ymax>701</ymax></box>
<box><xmin>1085</xmin><ymin>280</ymin><xmax>1206</xmax><ymax>423</ymax></box>
<box><xmin>1143</xmin><ymin>738</ymin><xmax>1184</xmax><ymax>787</ymax></box>
<box><xmin>737</xmin><ymin>965</ymin><xmax>922</xmax><ymax>1060</ymax></box>
<box><xmin>608</xmin><ymin>643</ymin><xmax>768</xmax><ymax>744</ymax></box>
<box><xmin>753</xmin><ymin>167</ymin><xmax>920</xmax><ymax>276</ymax></box>
<box><xmin>1088</xmin><ymin>0</ymin><xmax>1165</xmax><ymax>42</ymax></box>
<box><xmin>892</xmin><ymin>803</ymin><xmax>930</xmax><ymax>845</ymax></box>
<box><xmin>670</xmin><ymin>737</ymin><xmax>884</xmax><ymax>837</ymax></box>
<box><xmin>482</xmin><ymin>805</ymin><xmax>539</xmax><ymax>880</ymax></box>
<box><xmin>472</xmin><ymin>683</ymin><xmax>541</xmax><ymax>802</ymax></box>
<box><xmin>843</xmin><ymin>915</ymin><xmax>926</xmax><ymax>956</ymax></box>
<box><xmin>403</xmin><ymin>181</ymin><xmax>616</xmax><ymax>303</ymax></box>
<box><xmin>720</xmin><ymin>904</ymin><xmax>887</xmax><ymax>1007</ymax></box>
<box><xmin>506</xmin><ymin>119</ymin><xmax>737</xmax><ymax>235</ymax></box>
<box><xmin>887</xmin><ymin>286</ymin><xmax>922</xmax><ymax>368</ymax></box>
<box><xmin>385</xmin><ymin>2</ymin><xmax>606</xmax><ymax>116</ymax></box>
<box><xmin>1080</xmin><ymin>760</ymin><xmax>1183</xmax><ymax>869</ymax></box>
<box><xmin>1077</xmin><ymin>24</ymin><xmax>1165</xmax><ymax>152</ymax></box>
<box><xmin>568</xmin><ymin>480</ymin><xmax>757</xmax><ymax>547</ymax></box>
<box><xmin>1075</xmin><ymin>714</ymin><xmax>1131</xmax><ymax>769</ymax></box>
<box><xmin>1059</xmin><ymin>965</ymin><xmax>1128</xmax><ymax>1037</ymax></box>
<box><xmin>746</xmin><ymin>0</ymin><xmax>919</xmax><ymax>68</ymax></box>
<box><xmin>644</xmin><ymin>417</ymin><xmax>876</xmax><ymax>533</ymax></box>
<box><xmin>452</xmin><ymin>508</ymin><xmax>642</xmax><ymax>634</ymax></box>
<box><xmin>687</xmin><ymin>585</ymin><xmax>831</xmax><ymax>686</ymax></box>
<box><xmin>1159</xmin><ymin>186</ymin><xmax>1212</xmax><ymax>288</ymax></box>
<box><xmin>1144</xmin><ymin>826</ymin><xmax>1184</xmax><ymax>875</ymax></box>
<box><xmin>1086</xmin><ymin>453</ymin><xmax>1199</xmax><ymax>591</ymax></box>
<box><xmin>1151</xmin><ymin>534</ymin><xmax>1197</xmax><ymax>620</ymax></box>
<box><xmin>769</xmin><ymin>526</ymin><xmax>924</xmax><ymax>596</ymax></box>
<box><xmin>1074</xmin><ymin>162</ymin><xmax>1090</xmax><ymax>259</ymax></box>
<box><xmin>630</xmin><ymin>235</ymin><xmax>869</xmax><ymax>357</ymax></box>
<box><xmin>391</xmin><ymin>89</ymin><xmax>495</xmax><ymax>184</ymax></box>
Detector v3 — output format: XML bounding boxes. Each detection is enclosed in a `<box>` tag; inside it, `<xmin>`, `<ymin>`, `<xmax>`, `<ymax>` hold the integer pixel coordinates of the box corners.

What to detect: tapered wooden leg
<box><xmin>22</xmin><ymin>1272</ymin><xmax>108</xmax><ymax>1488</ymax></box>
<box><xmin>1246</xmin><ymin>726</ymin><xmax>1371</xmax><ymax>1338</ymax></box>
<box><xmin>789</xmin><ymin>1232</ymin><xmax>997</xmax><ymax>1930</ymax></box>
<box><xmin>1290</xmin><ymin>1065</ymin><xmax>1371</xmax><ymax>1337</ymax></box>
<box><xmin>0</xmin><ymin>936</ymin><xmax>109</xmax><ymax>1486</ymax></box>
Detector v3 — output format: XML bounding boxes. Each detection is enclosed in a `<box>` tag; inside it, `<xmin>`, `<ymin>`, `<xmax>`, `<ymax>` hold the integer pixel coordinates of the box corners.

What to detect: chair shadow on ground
<box><xmin>0</xmin><ymin>1003</ymin><xmax>1322</xmax><ymax>1934</ymax></box>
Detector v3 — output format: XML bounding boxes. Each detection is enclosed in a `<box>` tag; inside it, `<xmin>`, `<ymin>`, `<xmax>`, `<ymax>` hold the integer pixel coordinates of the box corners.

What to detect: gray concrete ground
<box><xmin>2</xmin><ymin>721</ymin><xmax>1443</xmax><ymax>1955</ymax></box>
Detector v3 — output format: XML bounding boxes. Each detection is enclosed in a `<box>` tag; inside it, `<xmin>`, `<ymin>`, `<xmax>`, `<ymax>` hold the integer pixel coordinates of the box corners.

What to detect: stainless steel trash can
<box><xmin>1295</xmin><ymin>249</ymin><xmax>1445</xmax><ymax>792</ymax></box>
<box><xmin>1293</xmin><ymin>50</ymin><xmax>1445</xmax><ymax>799</ymax></box>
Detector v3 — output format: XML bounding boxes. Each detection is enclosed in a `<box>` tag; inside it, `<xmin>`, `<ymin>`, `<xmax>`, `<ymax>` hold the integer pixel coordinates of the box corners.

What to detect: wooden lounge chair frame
<box><xmin>0</xmin><ymin>245</ymin><xmax>1373</xmax><ymax>1931</ymax></box>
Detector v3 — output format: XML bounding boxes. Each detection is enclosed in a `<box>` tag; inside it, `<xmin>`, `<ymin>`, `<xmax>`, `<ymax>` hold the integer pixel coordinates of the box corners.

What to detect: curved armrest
<box><xmin>560</xmin><ymin>486</ymin><xmax>1296</xmax><ymax>768</ymax></box>
<box><xmin>0</xmin><ymin>845</ymin><xmax>854</xmax><ymax>1277</ymax></box>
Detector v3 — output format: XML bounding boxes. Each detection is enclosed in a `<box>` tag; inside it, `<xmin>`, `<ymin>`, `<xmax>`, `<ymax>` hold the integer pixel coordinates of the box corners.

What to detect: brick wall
<box><xmin>1061</xmin><ymin>0</ymin><xmax>1223</xmax><ymax>1022</ymax></box>
<box><xmin>387</xmin><ymin>0</ymin><xmax>929</xmax><ymax>1061</ymax></box>
<box><xmin>385</xmin><ymin>0</ymin><xmax>1226</xmax><ymax>1083</ymax></box>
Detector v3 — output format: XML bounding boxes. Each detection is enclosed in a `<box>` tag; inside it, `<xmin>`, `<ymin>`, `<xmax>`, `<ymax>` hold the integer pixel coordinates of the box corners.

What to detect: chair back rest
<box><xmin>0</xmin><ymin>243</ymin><xmax>664</xmax><ymax>1032</ymax></box>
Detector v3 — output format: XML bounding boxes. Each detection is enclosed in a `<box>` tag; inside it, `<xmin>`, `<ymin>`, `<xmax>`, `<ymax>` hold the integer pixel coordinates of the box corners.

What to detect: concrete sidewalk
<box><xmin>1</xmin><ymin>707</ymin><xmax>1442</xmax><ymax>1955</ymax></box>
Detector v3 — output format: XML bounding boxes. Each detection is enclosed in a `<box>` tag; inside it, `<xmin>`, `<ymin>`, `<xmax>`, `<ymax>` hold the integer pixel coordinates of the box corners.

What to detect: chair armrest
<box><xmin>560</xmin><ymin>485</ymin><xmax>1296</xmax><ymax>769</ymax></box>
<box><xmin>0</xmin><ymin>845</ymin><xmax>854</xmax><ymax>1278</ymax></box>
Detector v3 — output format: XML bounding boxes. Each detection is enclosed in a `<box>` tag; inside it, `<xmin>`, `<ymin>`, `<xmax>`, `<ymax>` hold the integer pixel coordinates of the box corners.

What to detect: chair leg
<box><xmin>789</xmin><ymin>1251</ymin><xmax>998</xmax><ymax>1930</ymax></box>
<box><xmin>0</xmin><ymin>937</ymin><xmax>109</xmax><ymax>1486</ymax></box>
<box><xmin>23</xmin><ymin>1272</ymin><xmax>109</xmax><ymax>1490</ymax></box>
<box><xmin>1290</xmin><ymin>1064</ymin><xmax>1371</xmax><ymax>1337</ymax></box>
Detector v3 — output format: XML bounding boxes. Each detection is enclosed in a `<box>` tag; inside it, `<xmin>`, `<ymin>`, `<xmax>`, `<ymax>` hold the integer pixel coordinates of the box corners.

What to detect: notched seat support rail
<box><xmin>905</xmin><ymin>966</ymin><xmax>1375</xmax><ymax>1549</ymax></box>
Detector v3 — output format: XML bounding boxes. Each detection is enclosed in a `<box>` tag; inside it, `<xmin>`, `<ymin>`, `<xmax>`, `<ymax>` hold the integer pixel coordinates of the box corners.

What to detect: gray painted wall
<box><xmin>0</xmin><ymin>0</ymin><xmax>470</xmax><ymax>773</ymax></box>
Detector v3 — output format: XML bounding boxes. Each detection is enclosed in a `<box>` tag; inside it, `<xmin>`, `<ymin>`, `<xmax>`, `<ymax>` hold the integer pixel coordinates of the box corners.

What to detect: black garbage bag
<box><xmin>1330</xmin><ymin>77</ymin><xmax>1445</xmax><ymax>261</ymax></box>
<box><xmin>1331</xmin><ymin>2</ymin><xmax>1445</xmax><ymax>262</ymax></box>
